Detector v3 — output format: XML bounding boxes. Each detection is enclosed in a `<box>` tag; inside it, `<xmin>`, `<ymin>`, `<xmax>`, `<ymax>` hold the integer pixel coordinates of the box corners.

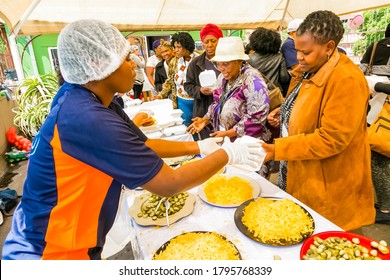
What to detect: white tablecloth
<box><xmin>103</xmin><ymin>166</ymin><xmax>343</xmax><ymax>260</ymax></box>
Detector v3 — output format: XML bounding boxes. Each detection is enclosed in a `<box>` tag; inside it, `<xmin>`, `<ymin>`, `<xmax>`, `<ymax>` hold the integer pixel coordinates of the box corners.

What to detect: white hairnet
<box><xmin>58</xmin><ymin>19</ymin><xmax>130</xmax><ymax>84</ymax></box>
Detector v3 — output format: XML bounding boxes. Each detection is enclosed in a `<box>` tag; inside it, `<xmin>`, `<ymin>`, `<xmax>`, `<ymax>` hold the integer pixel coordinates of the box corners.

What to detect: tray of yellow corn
<box><xmin>198</xmin><ymin>173</ymin><xmax>261</xmax><ymax>208</ymax></box>
<box><xmin>234</xmin><ymin>197</ymin><xmax>315</xmax><ymax>246</ymax></box>
<box><xmin>152</xmin><ymin>231</ymin><xmax>241</xmax><ymax>260</ymax></box>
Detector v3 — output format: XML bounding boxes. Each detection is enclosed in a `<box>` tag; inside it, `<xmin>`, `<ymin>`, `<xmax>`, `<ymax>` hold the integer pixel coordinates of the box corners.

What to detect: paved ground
<box><xmin>1</xmin><ymin>160</ymin><xmax>389</xmax><ymax>259</ymax></box>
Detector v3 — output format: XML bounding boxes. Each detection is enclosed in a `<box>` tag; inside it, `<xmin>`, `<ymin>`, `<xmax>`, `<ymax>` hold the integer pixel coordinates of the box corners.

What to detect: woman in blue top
<box><xmin>2</xmin><ymin>19</ymin><xmax>264</xmax><ymax>260</ymax></box>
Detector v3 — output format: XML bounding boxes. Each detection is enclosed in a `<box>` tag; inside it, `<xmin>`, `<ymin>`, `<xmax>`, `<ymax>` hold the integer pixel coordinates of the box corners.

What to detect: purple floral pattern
<box><xmin>204</xmin><ymin>64</ymin><xmax>271</xmax><ymax>142</ymax></box>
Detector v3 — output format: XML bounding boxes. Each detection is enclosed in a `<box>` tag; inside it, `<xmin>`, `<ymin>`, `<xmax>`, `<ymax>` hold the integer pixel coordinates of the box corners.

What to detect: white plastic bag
<box><xmin>101</xmin><ymin>187</ymin><xmax>135</xmax><ymax>258</ymax></box>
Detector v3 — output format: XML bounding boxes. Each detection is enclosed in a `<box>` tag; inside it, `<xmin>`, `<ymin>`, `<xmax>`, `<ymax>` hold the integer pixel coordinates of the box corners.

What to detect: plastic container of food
<box><xmin>199</xmin><ymin>70</ymin><xmax>217</xmax><ymax>87</ymax></box>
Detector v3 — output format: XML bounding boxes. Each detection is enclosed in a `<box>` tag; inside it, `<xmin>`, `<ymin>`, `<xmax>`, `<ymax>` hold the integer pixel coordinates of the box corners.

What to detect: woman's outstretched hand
<box><xmin>187</xmin><ymin>117</ymin><xmax>207</xmax><ymax>134</ymax></box>
<box><xmin>260</xmin><ymin>142</ymin><xmax>275</xmax><ymax>163</ymax></box>
<box><xmin>267</xmin><ymin>107</ymin><xmax>281</xmax><ymax>127</ymax></box>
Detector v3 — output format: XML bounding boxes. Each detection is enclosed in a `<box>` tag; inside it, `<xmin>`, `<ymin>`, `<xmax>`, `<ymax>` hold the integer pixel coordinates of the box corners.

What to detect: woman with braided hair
<box><xmin>262</xmin><ymin>10</ymin><xmax>375</xmax><ymax>231</ymax></box>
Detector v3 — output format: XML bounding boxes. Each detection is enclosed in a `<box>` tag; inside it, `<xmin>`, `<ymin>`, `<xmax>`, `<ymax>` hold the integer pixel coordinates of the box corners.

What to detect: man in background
<box><xmin>281</xmin><ymin>19</ymin><xmax>304</xmax><ymax>72</ymax></box>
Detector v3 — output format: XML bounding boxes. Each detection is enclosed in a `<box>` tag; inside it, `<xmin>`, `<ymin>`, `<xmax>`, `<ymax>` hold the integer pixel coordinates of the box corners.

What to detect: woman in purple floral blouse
<box><xmin>188</xmin><ymin>36</ymin><xmax>273</xmax><ymax>177</ymax></box>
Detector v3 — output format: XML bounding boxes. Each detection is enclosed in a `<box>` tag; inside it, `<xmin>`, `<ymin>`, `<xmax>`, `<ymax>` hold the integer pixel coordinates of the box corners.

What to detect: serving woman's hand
<box><xmin>267</xmin><ymin>107</ymin><xmax>281</xmax><ymax>127</ymax></box>
<box><xmin>187</xmin><ymin>117</ymin><xmax>207</xmax><ymax>134</ymax></box>
<box><xmin>260</xmin><ymin>142</ymin><xmax>275</xmax><ymax>163</ymax></box>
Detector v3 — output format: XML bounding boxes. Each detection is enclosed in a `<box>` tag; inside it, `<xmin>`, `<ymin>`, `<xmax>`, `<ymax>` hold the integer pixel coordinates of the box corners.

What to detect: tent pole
<box><xmin>11</xmin><ymin>0</ymin><xmax>42</xmax><ymax>36</ymax></box>
<box><xmin>8</xmin><ymin>35</ymin><xmax>24</xmax><ymax>81</ymax></box>
<box><xmin>9</xmin><ymin>0</ymin><xmax>42</xmax><ymax>81</ymax></box>
<box><xmin>279</xmin><ymin>0</ymin><xmax>291</xmax><ymax>32</ymax></box>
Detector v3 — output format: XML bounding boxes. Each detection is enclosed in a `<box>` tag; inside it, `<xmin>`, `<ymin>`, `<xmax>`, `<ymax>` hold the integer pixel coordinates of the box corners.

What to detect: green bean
<box><xmin>303</xmin><ymin>236</ymin><xmax>388</xmax><ymax>260</ymax></box>
<box><xmin>138</xmin><ymin>192</ymin><xmax>188</xmax><ymax>220</ymax></box>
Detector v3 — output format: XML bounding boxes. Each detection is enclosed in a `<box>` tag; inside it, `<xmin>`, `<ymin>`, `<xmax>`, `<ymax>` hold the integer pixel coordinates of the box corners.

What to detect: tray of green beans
<box><xmin>129</xmin><ymin>191</ymin><xmax>196</xmax><ymax>226</ymax></box>
<box><xmin>300</xmin><ymin>231</ymin><xmax>389</xmax><ymax>260</ymax></box>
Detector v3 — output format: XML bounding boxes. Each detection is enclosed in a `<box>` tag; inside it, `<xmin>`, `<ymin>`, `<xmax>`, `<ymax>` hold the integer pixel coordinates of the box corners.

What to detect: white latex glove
<box><xmin>197</xmin><ymin>137</ymin><xmax>223</xmax><ymax>156</ymax></box>
<box><xmin>221</xmin><ymin>136</ymin><xmax>265</xmax><ymax>170</ymax></box>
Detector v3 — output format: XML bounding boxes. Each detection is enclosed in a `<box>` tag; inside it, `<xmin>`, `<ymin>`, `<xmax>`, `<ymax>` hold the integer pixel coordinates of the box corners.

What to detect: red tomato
<box><xmin>7</xmin><ymin>127</ymin><xmax>17</xmax><ymax>137</ymax></box>
<box><xmin>6</xmin><ymin>132</ymin><xmax>16</xmax><ymax>144</ymax></box>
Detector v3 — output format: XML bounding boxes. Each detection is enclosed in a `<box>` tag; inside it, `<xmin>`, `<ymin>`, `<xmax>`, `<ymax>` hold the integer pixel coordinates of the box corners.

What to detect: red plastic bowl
<box><xmin>300</xmin><ymin>231</ymin><xmax>390</xmax><ymax>260</ymax></box>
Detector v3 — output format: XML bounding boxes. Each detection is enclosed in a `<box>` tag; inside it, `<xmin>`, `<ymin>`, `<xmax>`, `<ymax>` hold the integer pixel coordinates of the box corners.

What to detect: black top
<box><xmin>361</xmin><ymin>37</ymin><xmax>390</xmax><ymax>66</ymax></box>
<box><xmin>154</xmin><ymin>60</ymin><xmax>168</xmax><ymax>92</ymax></box>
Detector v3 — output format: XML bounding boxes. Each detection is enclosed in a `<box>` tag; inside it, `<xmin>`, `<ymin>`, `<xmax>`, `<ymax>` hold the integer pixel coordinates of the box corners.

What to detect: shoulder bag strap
<box><xmin>258</xmin><ymin>71</ymin><xmax>278</xmax><ymax>90</ymax></box>
<box><xmin>367</xmin><ymin>42</ymin><xmax>378</xmax><ymax>74</ymax></box>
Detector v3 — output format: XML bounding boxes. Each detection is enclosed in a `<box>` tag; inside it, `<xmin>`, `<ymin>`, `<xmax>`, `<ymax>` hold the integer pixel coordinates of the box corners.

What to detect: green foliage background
<box><xmin>0</xmin><ymin>37</ymin><xmax>5</xmax><ymax>54</ymax></box>
<box><xmin>353</xmin><ymin>7</ymin><xmax>390</xmax><ymax>56</ymax></box>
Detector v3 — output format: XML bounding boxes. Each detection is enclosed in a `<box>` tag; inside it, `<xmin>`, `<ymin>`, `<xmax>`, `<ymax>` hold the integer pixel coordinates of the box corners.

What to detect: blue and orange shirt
<box><xmin>2</xmin><ymin>83</ymin><xmax>163</xmax><ymax>259</ymax></box>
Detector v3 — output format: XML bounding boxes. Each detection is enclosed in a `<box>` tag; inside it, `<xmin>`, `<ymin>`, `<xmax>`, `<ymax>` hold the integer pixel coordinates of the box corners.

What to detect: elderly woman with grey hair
<box><xmin>188</xmin><ymin>36</ymin><xmax>273</xmax><ymax>178</ymax></box>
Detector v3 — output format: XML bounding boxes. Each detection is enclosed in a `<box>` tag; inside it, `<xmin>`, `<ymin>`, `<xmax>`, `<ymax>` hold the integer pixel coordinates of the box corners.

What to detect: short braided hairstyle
<box><xmin>297</xmin><ymin>10</ymin><xmax>344</xmax><ymax>45</ymax></box>
<box><xmin>171</xmin><ymin>32</ymin><xmax>195</xmax><ymax>53</ymax></box>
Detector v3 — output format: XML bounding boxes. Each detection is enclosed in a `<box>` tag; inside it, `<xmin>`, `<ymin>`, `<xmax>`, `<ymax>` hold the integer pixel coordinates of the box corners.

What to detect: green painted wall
<box><xmin>4</xmin><ymin>23</ymin><xmax>243</xmax><ymax>78</ymax></box>
<box><xmin>17</xmin><ymin>36</ymin><xmax>34</xmax><ymax>78</ymax></box>
<box><xmin>31</xmin><ymin>34</ymin><xmax>58</xmax><ymax>75</ymax></box>
<box><xmin>125</xmin><ymin>30</ymin><xmax>237</xmax><ymax>42</ymax></box>
<box><xmin>25</xmin><ymin>29</ymin><xmax>243</xmax><ymax>76</ymax></box>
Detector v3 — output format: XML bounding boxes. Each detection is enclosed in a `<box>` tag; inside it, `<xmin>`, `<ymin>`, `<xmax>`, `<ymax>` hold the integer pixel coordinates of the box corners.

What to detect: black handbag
<box><xmin>0</xmin><ymin>188</ymin><xmax>18</xmax><ymax>216</ymax></box>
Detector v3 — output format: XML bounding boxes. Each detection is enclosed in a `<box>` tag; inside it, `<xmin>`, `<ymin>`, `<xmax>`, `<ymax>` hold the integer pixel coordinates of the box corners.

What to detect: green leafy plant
<box><xmin>353</xmin><ymin>7</ymin><xmax>389</xmax><ymax>56</ymax></box>
<box><xmin>0</xmin><ymin>36</ymin><xmax>6</xmax><ymax>54</ymax></box>
<box><xmin>13</xmin><ymin>73</ymin><xmax>59</xmax><ymax>138</ymax></box>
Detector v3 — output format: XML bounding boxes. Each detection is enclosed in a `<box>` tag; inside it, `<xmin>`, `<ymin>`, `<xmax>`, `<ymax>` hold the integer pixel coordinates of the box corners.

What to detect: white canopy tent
<box><xmin>2</xmin><ymin>0</ymin><xmax>390</xmax><ymax>36</ymax></box>
<box><xmin>1</xmin><ymin>0</ymin><xmax>390</xmax><ymax>79</ymax></box>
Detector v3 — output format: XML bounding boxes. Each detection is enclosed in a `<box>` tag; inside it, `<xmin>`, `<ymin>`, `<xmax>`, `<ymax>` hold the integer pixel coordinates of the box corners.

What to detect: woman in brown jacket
<box><xmin>262</xmin><ymin>10</ymin><xmax>375</xmax><ymax>231</ymax></box>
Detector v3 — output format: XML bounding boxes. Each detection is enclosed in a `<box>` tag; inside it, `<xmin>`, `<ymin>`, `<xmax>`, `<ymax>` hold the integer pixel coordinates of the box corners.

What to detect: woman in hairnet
<box><xmin>2</xmin><ymin>19</ymin><xmax>264</xmax><ymax>260</ymax></box>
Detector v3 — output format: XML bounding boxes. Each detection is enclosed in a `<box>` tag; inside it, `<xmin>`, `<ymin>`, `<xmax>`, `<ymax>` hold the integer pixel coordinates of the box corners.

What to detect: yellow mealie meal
<box><xmin>204</xmin><ymin>175</ymin><xmax>253</xmax><ymax>205</ymax></box>
<box><xmin>242</xmin><ymin>198</ymin><xmax>314</xmax><ymax>245</ymax></box>
<box><xmin>152</xmin><ymin>232</ymin><xmax>240</xmax><ymax>260</ymax></box>
<box><xmin>303</xmin><ymin>236</ymin><xmax>389</xmax><ymax>260</ymax></box>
